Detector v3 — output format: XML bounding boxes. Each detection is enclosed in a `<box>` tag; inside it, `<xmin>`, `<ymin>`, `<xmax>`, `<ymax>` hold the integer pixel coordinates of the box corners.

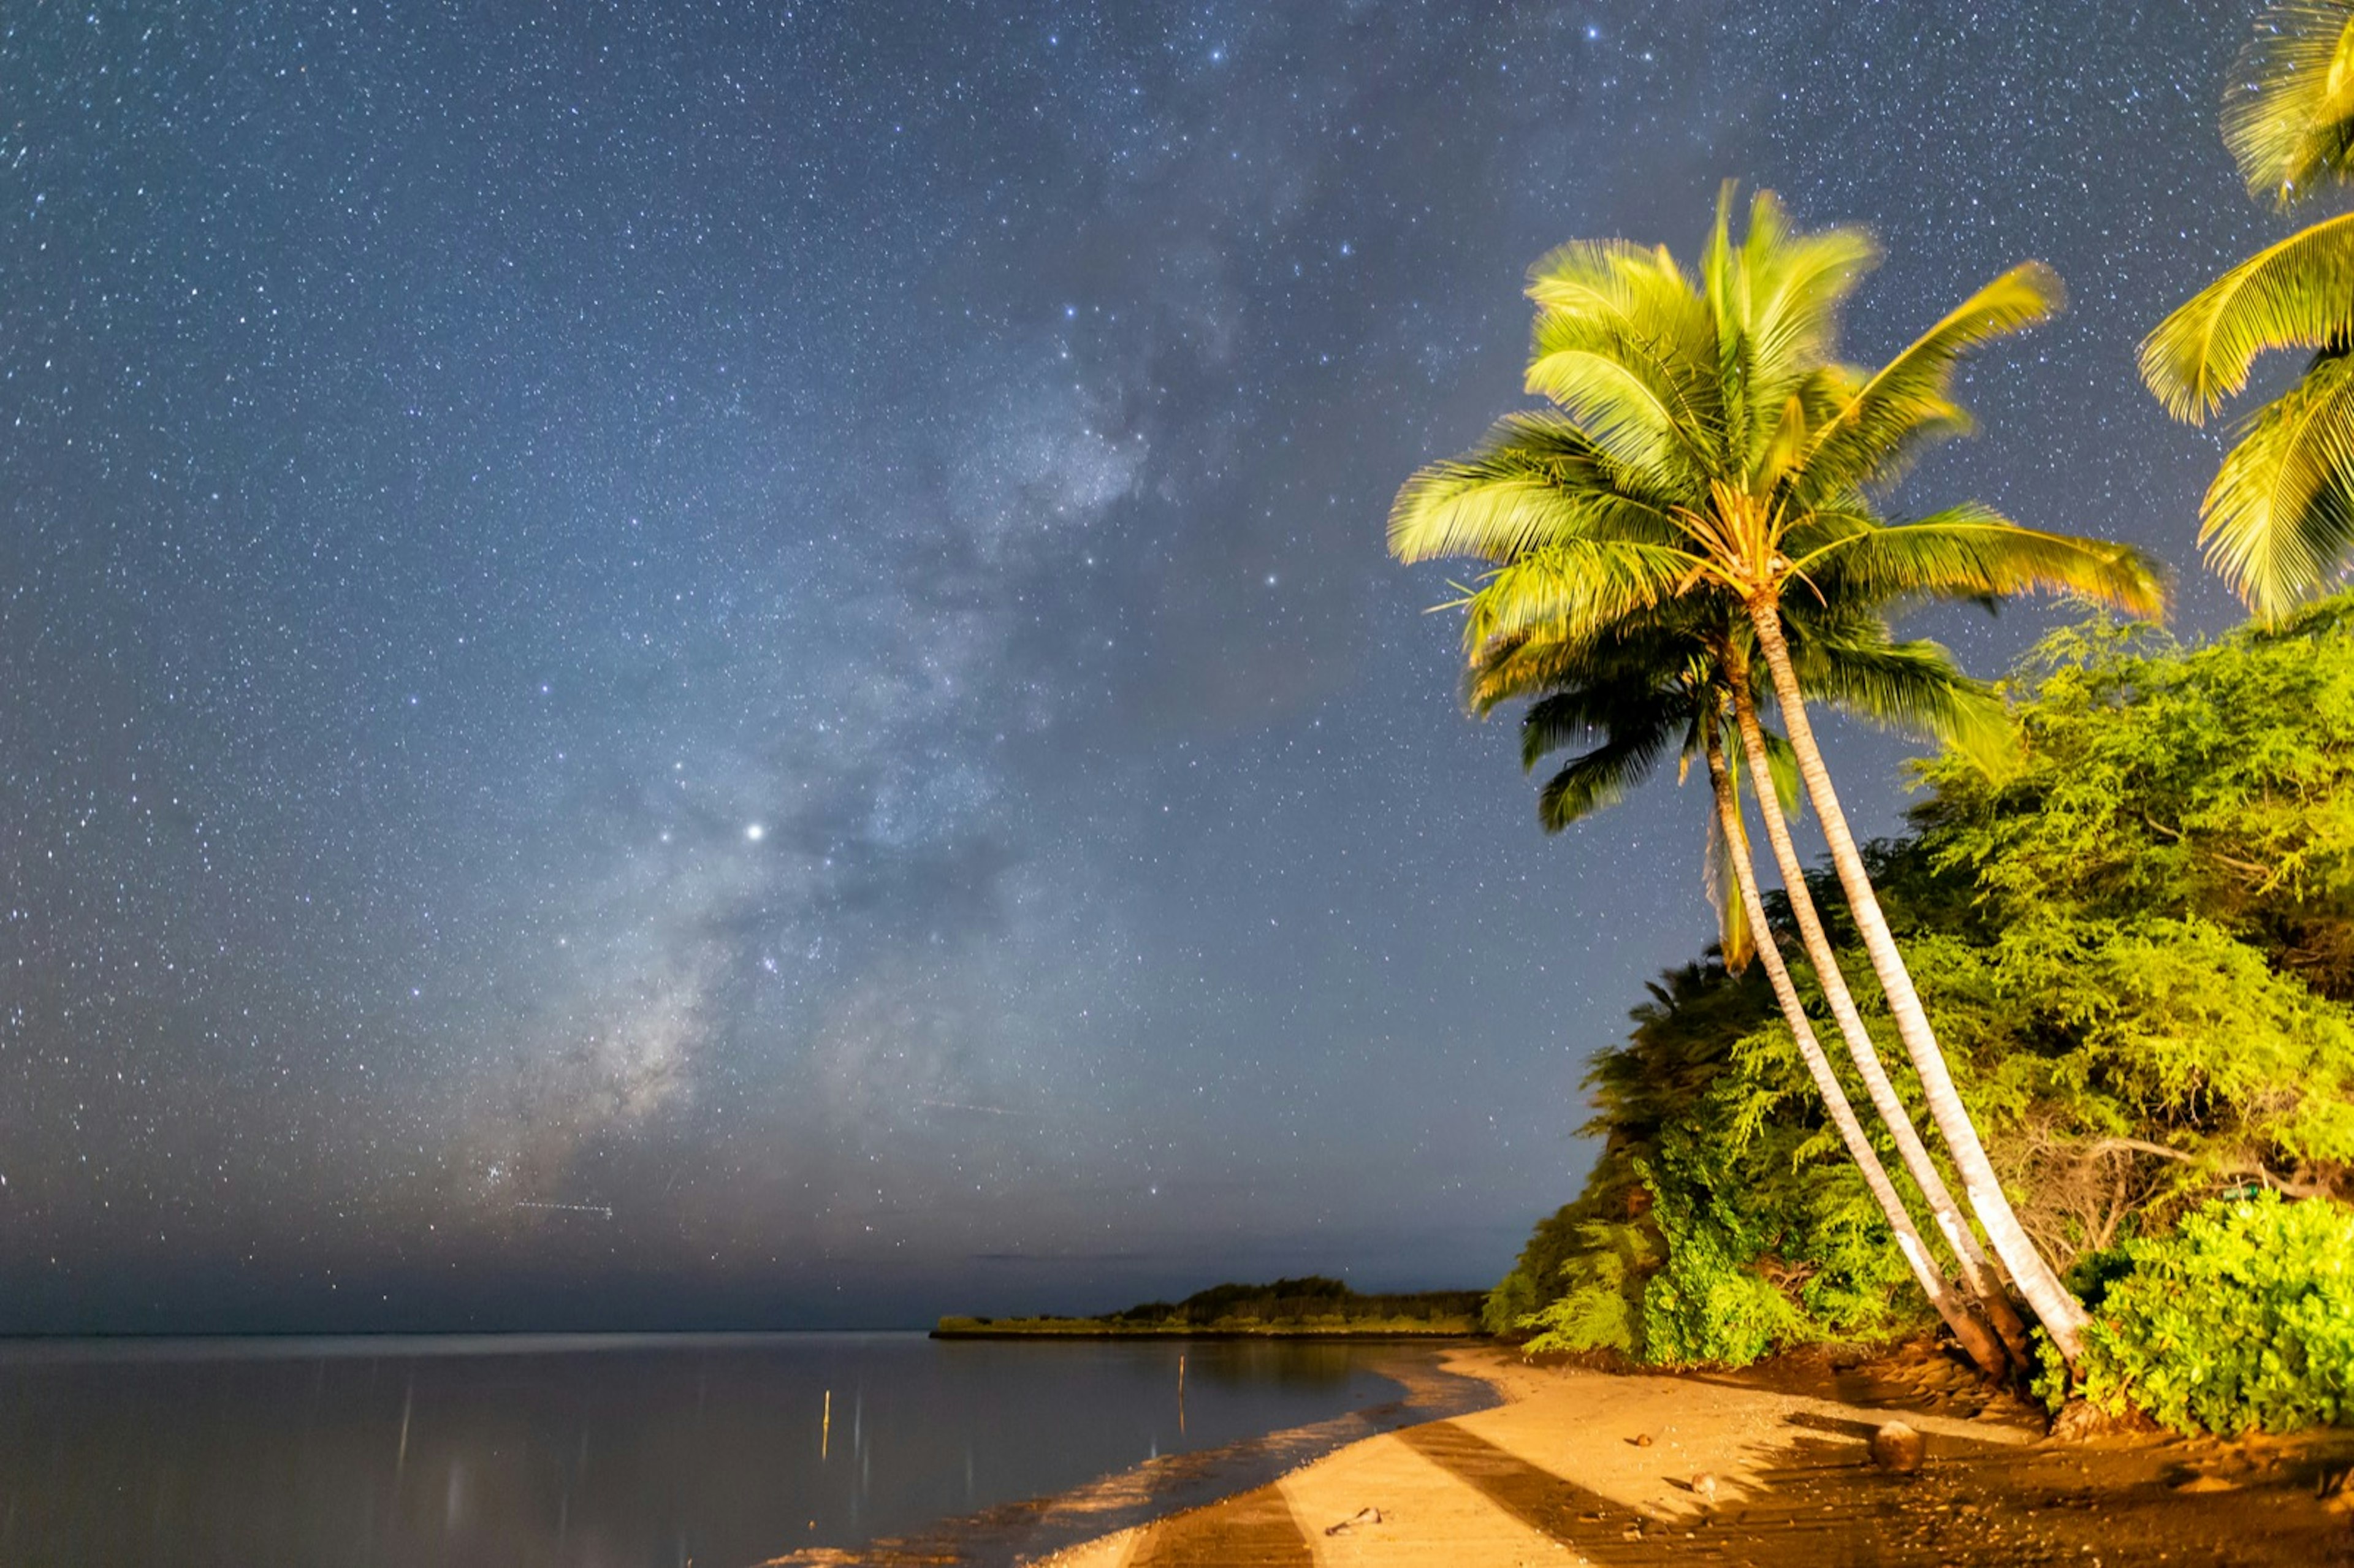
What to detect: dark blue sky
<box><xmin>0</xmin><ymin>1</ymin><xmax>2274</xmax><ymax>1331</ymax></box>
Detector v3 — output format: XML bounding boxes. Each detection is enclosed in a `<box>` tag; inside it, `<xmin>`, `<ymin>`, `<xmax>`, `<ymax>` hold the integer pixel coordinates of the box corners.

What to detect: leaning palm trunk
<box><xmin>1702</xmin><ymin>727</ymin><xmax>2010</xmax><ymax>1377</ymax></box>
<box><xmin>1747</xmin><ymin>597</ymin><xmax>2092</xmax><ymax>1366</ymax></box>
<box><xmin>1723</xmin><ymin>664</ymin><xmax>2033</xmax><ymax>1368</ymax></box>
<box><xmin>1726</xmin><ymin>676</ymin><xmax>2035</xmax><ymax>1361</ymax></box>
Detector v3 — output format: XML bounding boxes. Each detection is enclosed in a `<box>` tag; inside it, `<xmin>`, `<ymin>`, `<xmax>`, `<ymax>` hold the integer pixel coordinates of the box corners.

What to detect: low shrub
<box><xmin>2044</xmin><ymin>1191</ymin><xmax>2354</xmax><ymax>1434</ymax></box>
<box><xmin>1636</xmin><ymin>1201</ymin><xmax>1812</xmax><ymax>1368</ymax></box>
<box><xmin>1518</xmin><ymin>1218</ymin><xmax>1655</xmax><ymax>1357</ymax></box>
<box><xmin>1518</xmin><ymin>1170</ymin><xmax>1812</xmax><ymax>1367</ymax></box>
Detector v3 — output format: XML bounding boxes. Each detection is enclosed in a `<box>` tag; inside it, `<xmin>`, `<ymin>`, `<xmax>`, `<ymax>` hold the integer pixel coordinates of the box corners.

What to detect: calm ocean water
<box><xmin>0</xmin><ymin>1331</ymin><xmax>1494</xmax><ymax>1567</ymax></box>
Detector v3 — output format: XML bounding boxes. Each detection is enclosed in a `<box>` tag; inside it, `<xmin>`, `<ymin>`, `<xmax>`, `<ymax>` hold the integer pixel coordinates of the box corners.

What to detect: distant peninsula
<box><xmin>932</xmin><ymin>1275</ymin><xmax>1486</xmax><ymax>1338</ymax></box>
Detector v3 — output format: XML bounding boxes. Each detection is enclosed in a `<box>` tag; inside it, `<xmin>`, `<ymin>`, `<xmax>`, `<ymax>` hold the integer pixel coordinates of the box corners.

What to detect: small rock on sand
<box><xmin>1632</xmin><ymin>1433</ymin><xmax>1654</xmax><ymax>1448</ymax></box>
<box><xmin>1870</xmin><ymin>1421</ymin><xmax>1925</xmax><ymax>1474</ymax></box>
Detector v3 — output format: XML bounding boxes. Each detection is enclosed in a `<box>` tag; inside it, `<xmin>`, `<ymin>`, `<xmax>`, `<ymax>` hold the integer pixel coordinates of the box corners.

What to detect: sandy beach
<box><xmin>1032</xmin><ymin>1345</ymin><xmax>2354</xmax><ymax>1567</ymax></box>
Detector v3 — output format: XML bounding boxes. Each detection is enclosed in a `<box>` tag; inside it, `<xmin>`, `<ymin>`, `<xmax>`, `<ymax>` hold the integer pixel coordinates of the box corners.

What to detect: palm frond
<box><xmin>1782</xmin><ymin>625</ymin><xmax>2017</xmax><ymax>775</ymax></box>
<box><xmin>1523</xmin><ymin>238</ymin><xmax>1720</xmax><ymax>486</ymax></box>
<box><xmin>1466</xmin><ymin>631</ymin><xmax>1584</xmax><ymax>715</ymax></box>
<box><xmin>2139</xmin><ymin>210</ymin><xmax>2354</xmax><ymax>421</ymax></box>
<box><xmin>1458</xmin><ymin>540</ymin><xmax>1702</xmax><ymax>655</ymax></box>
<box><xmin>1465</xmin><ymin>591</ymin><xmax>1740</xmax><ymax>714</ymax></box>
<box><xmin>1756</xmin><ymin>725</ymin><xmax>1805</xmax><ymax>818</ymax></box>
<box><xmin>1704</xmin><ymin>775</ymin><xmax>1758</xmax><ymax>971</ymax></box>
<box><xmin>2200</xmin><ymin>347</ymin><xmax>2354</xmax><ymax>617</ymax></box>
<box><xmin>1706</xmin><ymin>187</ymin><xmax>1880</xmax><ymax>481</ymax></box>
<box><xmin>1792</xmin><ymin>504</ymin><xmax>2170</xmax><ymax>620</ymax></box>
<box><xmin>1537</xmin><ymin>720</ymin><xmax>1681</xmax><ymax>832</ymax></box>
<box><xmin>1797</xmin><ymin>263</ymin><xmax>2063</xmax><ymax>500</ymax></box>
<box><xmin>1387</xmin><ymin>411</ymin><xmax>1680</xmax><ymax>565</ymax></box>
<box><xmin>1525</xmin><ymin>328</ymin><xmax>1711</xmax><ymax>489</ymax></box>
<box><xmin>1520</xmin><ymin>683</ymin><xmax>1669</xmax><ymax>770</ymax></box>
<box><xmin>2222</xmin><ymin>2</ymin><xmax>2354</xmax><ymax>202</ymax></box>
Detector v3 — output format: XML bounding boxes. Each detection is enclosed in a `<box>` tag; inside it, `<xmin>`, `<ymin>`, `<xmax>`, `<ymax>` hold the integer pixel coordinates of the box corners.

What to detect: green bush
<box><xmin>1634</xmin><ymin>1172</ymin><xmax>1813</xmax><ymax>1367</ymax></box>
<box><xmin>1518</xmin><ymin>1217</ymin><xmax>1656</xmax><ymax>1357</ymax></box>
<box><xmin>2046</xmin><ymin>1192</ymin><xmax>2354</xmax><ymax>1434</ymax></box>
<box><xmin>1517</xmin><ymin>1168</ymin><xmax>1813</xmax><ymax>1368</ymax></box>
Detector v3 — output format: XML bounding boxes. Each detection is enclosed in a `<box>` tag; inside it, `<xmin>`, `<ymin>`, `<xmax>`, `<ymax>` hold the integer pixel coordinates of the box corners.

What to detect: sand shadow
<box><xmin>1392</xmin><ymin>1420</ymin><xmax>2036</xmax><ymax>1566</ymax></box>
<box><xmin>1392</xmin><ymin>1420</ymin><xmax>1686</xmax><ymax>1563</ymax></box>
<box><xmin>1127</xmin><ymin>1483</ymin><xmax>1312</xmax><ymax>1568</ymax></box>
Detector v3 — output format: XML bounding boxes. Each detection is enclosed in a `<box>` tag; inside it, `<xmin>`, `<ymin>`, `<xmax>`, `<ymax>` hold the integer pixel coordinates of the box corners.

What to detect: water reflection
<box><xmin>0</xmin><ymin>1333</ymin><xmax>1472</xmax><ymax>1567</ymax></box>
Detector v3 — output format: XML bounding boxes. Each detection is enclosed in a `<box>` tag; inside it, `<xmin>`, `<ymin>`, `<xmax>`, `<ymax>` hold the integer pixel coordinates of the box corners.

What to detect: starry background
<box><xmin>0</xmin><ymin>1</ymin><xmax>2281</xmax><ymax>1331</ymax></box>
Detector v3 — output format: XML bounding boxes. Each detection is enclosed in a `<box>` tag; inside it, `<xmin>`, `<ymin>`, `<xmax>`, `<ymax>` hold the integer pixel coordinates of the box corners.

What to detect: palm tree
<box><xmin>1484</xmin><ymin>595</ymin><xmax>2037</xmax><ymax>1368</ymax></box>
<box><xmin>2143</xmin><ymin>1</ymin><xmax>2354</xmax><ymax>617</ymax></box>
<box><xmin>1392</xmin><ymin>188</ymin><xmax>2168</xmax><ymax>1368</ymax></box>
<box><xmin>1482</xmin><ymin>606</ymin><xmax>2016</xmax><ymax>1375</ymax></box>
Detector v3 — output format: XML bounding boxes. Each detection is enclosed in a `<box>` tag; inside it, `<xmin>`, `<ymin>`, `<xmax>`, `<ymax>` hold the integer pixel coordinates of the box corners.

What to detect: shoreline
<box><xmin>1029</xmin><ymin>1342</ymin><xmax>2354</xmax><ymax>1566</ymax></box>
<box><xmin>930</xmin><ymin>1324</ymin><xmax>1487</xmax><ymax>1341</ymax></box>
<box><xmin>755</xmin><ymin>1341</ymin><xmax>1505</xmax><ymax>1567</ymax></box>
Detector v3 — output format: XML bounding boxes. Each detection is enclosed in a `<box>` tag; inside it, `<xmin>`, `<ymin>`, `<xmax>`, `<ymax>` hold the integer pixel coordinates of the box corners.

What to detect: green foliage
<box><xmin>1905</xmin><ymin>603</ymin><xmax>2354</xmax><ymax>1260</ymax></box>
<box><xmin>1637</xmin><ymin>1207</ymin><xmax>1811</xmax><ymax>1368</ymax></box>
<box><xmin>1502</xmin><ymin>962</ymin><xmax>1935</xmax><ymax>1368</ymax></box>
<box><xmin>1500</xmin><ymin>599</ymin><xmax>2354</xmax><ymax>1412</ymax></box>
<box><xmin>1515</xmin><ymin>1214</ymin><xmax>1656</xmax><ymax>1356</ymax></box>
<box><xmin>2045</xmin><ymin>1192</ymin><xmax>2354</xmax><ymax>1434</ymax></box>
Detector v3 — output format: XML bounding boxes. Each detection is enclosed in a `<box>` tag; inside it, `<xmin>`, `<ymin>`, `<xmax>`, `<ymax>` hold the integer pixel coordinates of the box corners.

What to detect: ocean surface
<box><xmin>0</xmin><ymin>1331</ymin><xmax>1496</xmax><ymax>1567</ymax></box>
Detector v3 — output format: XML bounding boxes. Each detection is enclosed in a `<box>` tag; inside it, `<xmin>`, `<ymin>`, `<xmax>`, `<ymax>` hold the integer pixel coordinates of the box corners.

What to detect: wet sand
<box><xmin>1032</xmin><ymin>1343</ymin><xmax>2354</xmax><ymax>1567</ymax></box>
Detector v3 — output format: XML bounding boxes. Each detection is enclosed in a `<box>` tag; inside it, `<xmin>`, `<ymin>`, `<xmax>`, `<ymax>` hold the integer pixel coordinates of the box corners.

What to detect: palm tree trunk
<box><xmin>1745</xmin><ymin>594</ymin><xmax>2091</xmax><ymax>1366</ymax></box>
<box><xmin>1723</xmin><ymin>666</ymin><xmax>2035</xmax><ymax>1369</ymax></box>
<box><xmin>1703</xmin><ymin>724</ymin><xmax>2009</xmax><ymax>1378</ymax></box>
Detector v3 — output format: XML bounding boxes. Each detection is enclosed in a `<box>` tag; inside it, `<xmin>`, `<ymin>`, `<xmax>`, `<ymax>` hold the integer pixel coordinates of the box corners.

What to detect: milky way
<box><xmin>0</xmin><ymin>2</ymin><xmax>2280</xmax><ymax>1330</ymax></box>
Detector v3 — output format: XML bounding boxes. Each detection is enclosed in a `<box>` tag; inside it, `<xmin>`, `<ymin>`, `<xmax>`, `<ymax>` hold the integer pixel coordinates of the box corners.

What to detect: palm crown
<box><xmin>2142</xmin><ymin>1</ymin><xmax>2354</xmax><ymax>617</ymax></box>
<box><xmin>1394</xmin><ymin>188</ymin><xmax>2162</xmax><ymax>654</ymax></box>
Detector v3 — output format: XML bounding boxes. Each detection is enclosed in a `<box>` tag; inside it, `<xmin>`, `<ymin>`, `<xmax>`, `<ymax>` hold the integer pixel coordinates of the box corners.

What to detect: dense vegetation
<box><xmin>1490</xmin><ymin>603</ymin><xmax>2354</xmax><ymax>1429</ymax></box>
<box><xmin>936</xmin><ymin>1277</ymin><xmax>1484</xmax><ymax>1337</ymax></box>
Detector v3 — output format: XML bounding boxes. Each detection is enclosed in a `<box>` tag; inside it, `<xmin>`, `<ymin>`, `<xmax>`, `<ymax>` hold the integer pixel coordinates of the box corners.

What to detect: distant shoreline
<box><xmin>931</xmin><ymin>1317</ymin><xmax>1488</xmax><ymax>1340</ymax></box>
<box><xmin>935</xmin><ymin>1276</ymin><xmax>1489</xmax><ymax>1341</ymax></box>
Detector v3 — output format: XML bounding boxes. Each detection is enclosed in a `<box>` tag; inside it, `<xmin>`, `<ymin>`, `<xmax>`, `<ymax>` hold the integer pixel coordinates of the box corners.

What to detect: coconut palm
<box><xmin>1391</xmin><ymin>188</ymin><xmax>2168</xmax><ymax>1367</ymax></box>
<box><xmin>1485</xmin><ymin>606</ymin><xmax>2017</xmax><ymax>1375</ymax></box>
<box><xmin>1482</xmin><ymin>600</ymin><xmax>2038</xmax><ymax>1369</ymax></box>
<box><xmin>2141</xmin><ymin>1</ymin><xmax>2354</xmax><ymax>618</ymax></box>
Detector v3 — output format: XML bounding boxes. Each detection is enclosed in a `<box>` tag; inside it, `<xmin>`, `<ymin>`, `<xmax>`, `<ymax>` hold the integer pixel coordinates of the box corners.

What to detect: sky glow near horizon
<box><xmin>0</xmin><ymin>1</ymin><xmax>2274</xmax><ymax>1330</ymax></box>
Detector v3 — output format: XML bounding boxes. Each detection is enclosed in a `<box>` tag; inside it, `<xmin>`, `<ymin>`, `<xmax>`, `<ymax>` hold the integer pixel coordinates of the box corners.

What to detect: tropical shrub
<box><xmin>2048</xmin><ymin>1192</ymin><xmax>2354</xmax><ymax>1434</ymax></box>
<box><xmin>1503</xmin><ymin>965</ymin><xmax>1935</xmax><ymax>1366</ymax></box>
<box><xmin>1634</xmin><ymin>1163</ymin><xmax>1815</xmax><ymax>1366</ymax></box>
<box><xmin>1516</xmin><ymin>1213</ymin><xmax>1655</xmax><ymax>1357</ymax></box>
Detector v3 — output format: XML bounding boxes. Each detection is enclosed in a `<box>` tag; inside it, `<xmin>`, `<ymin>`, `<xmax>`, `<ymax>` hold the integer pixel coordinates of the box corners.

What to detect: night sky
<box><xmin>0</xmin><ymin>2</ymin><xmax>2281</xmax><ymax>1332</ymax></box>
